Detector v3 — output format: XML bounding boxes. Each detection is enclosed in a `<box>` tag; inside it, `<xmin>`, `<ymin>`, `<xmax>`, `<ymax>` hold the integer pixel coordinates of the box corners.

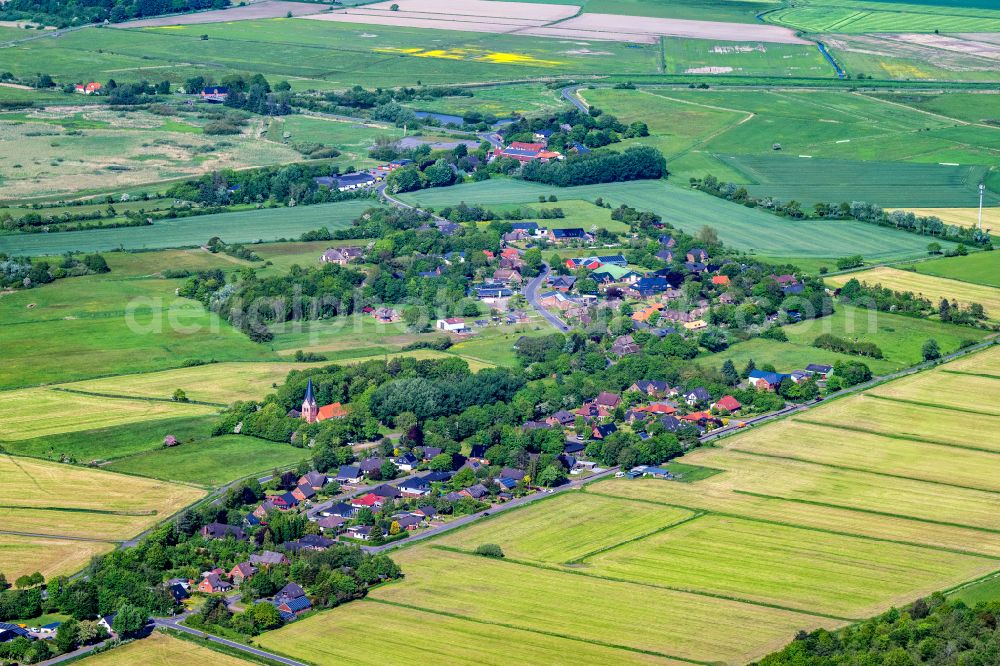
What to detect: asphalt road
<box><xmin>154</xmin><ymin>614</ymin><xmax>306</xmax><ymax>666</ymax></box>
<box><xmin>561</xmin><ymin>85</ymin><xmax>588</xmax><ymax>112</ymax></box>
<box><xmin>524</xmin><ymin>263</ymin><xmax>571</xmax><ymax>332</ymax></box>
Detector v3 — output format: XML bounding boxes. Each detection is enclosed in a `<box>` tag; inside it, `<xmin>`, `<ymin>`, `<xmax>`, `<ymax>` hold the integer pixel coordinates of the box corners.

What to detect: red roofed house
<box><xmin>317</xmin><ymin>402</ymin><xmax>349</xmax><ymax>421</ymax></box>
<box><xmin>711</xmin><ymin>275</ymin><xmax>730</xmax><ymax>286</ymax></box>
<box><xmin>712</xmin><ymin>395</ymin><xmax>742</xmax><ymax>413</ymax></box>
<box><xmin>636</xmin><ymin>402</ymin><xmax>677</xmax><ymax>415</ymax></box>
<box><xmin>229</xmin><ymin>562</ymin><xmax>257</xmax><ymax>584</ymax></box>
<box><xmin>350</xmin><ymin>493</ymin><xmax>384</xmax><ymax>509</ymax></box>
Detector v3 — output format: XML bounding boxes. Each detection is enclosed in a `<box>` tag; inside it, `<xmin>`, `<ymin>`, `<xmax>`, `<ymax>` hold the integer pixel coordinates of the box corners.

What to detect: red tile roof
<box><xmin>317</xmin><ymin>402</ymin><xmax>349</xmax><ymax>420</ymax></box>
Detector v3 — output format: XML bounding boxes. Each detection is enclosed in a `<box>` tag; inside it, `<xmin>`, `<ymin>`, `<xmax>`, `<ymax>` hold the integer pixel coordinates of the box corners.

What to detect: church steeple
<box><xmin>301</xmin><ymin>378</ymin><xmax>318</xmax><ymax>423</ymax></box>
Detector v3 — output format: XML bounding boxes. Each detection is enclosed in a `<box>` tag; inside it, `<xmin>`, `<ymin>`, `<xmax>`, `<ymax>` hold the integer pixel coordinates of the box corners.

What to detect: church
<box><xmin>298</xmin><ymin>378</ymin><xmax>349</xmax><ymax>423</ymax></box>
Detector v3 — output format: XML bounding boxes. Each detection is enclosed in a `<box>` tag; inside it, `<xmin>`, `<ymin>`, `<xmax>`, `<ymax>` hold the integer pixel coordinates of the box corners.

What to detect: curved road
<box><xmin>524</xmin><ymin>263</ymin><xmax>571</xmax><ymax>332</ymax></box>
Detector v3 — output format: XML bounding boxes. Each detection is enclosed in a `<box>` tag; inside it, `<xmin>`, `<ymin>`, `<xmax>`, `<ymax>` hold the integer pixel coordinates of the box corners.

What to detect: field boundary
<box><xmin>940</xmin><ymin>369</ymin><xmax>1000</xmax><ymax>381</ymax></box>
<box><xmin>867</xmin><ymin>394</ymin><xmax>1000</xmax><ymax>417</ymax></box>
<box><xmin>51</xmin><ymin>387</ymin><xmax>227</xmax><ymax>408</ymax></box>
<box><xmin>565</xmin><ymin>509</ymin><xmax>706</xmax><ymax>564</ymax></box>
<box><xmin>795</xmin><ymin>419</ymin><xmax>1000</xmax><ymax>454</ymax></box>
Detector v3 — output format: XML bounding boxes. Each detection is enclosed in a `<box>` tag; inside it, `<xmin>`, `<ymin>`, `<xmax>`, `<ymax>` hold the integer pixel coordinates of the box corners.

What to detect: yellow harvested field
<box><xmin>946</xmin><ymin>345</ymin><xmax>1000</xmax><ymax>373</ymax></box>
<box><xmin>869</xmin><ymin>371</ymin><xmax>1000</xmax><ymax>416</ymax></box>
<box><xmin>896</xmin><ymin>208</ymin><xmax>997</xmax><ymax>230</ymax></box>
<box><xmin>683</xmin><ymin>447</ymin><xmax>1000</xmax><ymax>531</ymax></box>
<box><xmin>584</xmin><ymin>515</ymin><xmax>994</xmax><ymax>618</ymax></box>
<box><xmin>0</xmin><ymin>534</ymin><xmax>113</xmax><ymax>581</ymax></box>
<box><xmin>801</xmin><ymin>393</ymin><xmax>1000</xmax><ymax>450</ymax></box>
<box><xmin>0</xmin><ymin>506</ymin><xmax>167</xmax><ymax>541</ymax></box>
<box><xmin>63</xmin><ymin>362</ymin><xmax>326</xmax><ymax>405</ymax></box>
<box><xmin>0</xmin><ymin>455</ymin><xmax>204</xmax><ymax>539</ymax></box>
<box><xmin>259</xmin><ymin>599</ymin><xmax>683</xmax><ymax>666</ymax></box>
<box><xmin>0</xmin><ymin>387</ymin><xmax>216</xmax><ymax>441</ymax></box>
<box><xmin>721</xmin><ymin>420</ymin><xmax>1000</xmax><ymax>492</ymax></box>
<box><xmin>80</xmin><ymin>631</ymin><xmax>251</xmax><ymax>665</ymax></box>
<box><xmin>374</xmin><ymin>548</ymin><xmax>836</xmax><ymax>664</ymax></box>
<box><xmin>824</xmin><ymin>267</ymin><xmax>1000</xmax><ymax>319</ymax></box>
<box><xmin>523</xmin><ymin>13</ymin><xmax>810</xmax><ymax>44</ymax></box>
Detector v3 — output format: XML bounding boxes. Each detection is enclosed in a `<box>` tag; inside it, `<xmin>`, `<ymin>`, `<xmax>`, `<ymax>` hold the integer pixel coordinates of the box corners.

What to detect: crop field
<box><xmin>767</xmin><ymin>0</ymin><xmax>1000</xmax><ymax>33</ymax></box>
<box><xmin>584</xmin><ymin>514</ymin><xmax>992</xmax><ymax>618</ymax></box>
<box><xmin>781</xmin><ymin>305</ymin><xmax>986</xmax><ymax>369</ymax></box>
<box><xmin>912</xmin><ymin>251</ymin><xmax>1000</xmax><ymax>289</ymax></box>
<box><xmin>438</xmin><ymin>493</ymin><xmax>696</xmax><ymax>564</ymax></box>
<box><xmin>81</xmin><ymin>631</ymin><xmax>252</xmax><ymax>666</ymax></box>
<box><xmin>0</xmin><ymin>199</ymin><xmax>373</xmax><ymax>255</ymax></box>
<box><xmin>868</xmin><ymin>371</ymin><xmax>1000</xmax><ymax>417</ymax></box>
<box><xmin>824</xmin><ymin>267</ymin><xmax>1000</xmax><ymax>319</ymax></box>
<box><xmin>61</xmin><ymin>361</ymin><xmax>324</xmax><ymax>405</ymax></box>
<box><xmin>105</xmin><ymin>434</ymin><xmax>310</xmax><ymax>486</ymax></box>
<box><xmin>1</xmin><ymin>414</ymin><xmax>215</xmax><ymax>464</ymax></box>
<box><xmin>0</xmin><ymin>387</ymin><xmax>217</xmax><ymax>441</ymax></box>
<box><xmin>825</xmin><ymin>34</ymin><xmax>1000</xmax><ymax>83</ymax></box>
<box><xmin>401</xmin><ymin>179</ymin><xmax>956</xmax><ymax>262</ymax></box>
<box><xmin>0</xmin><ymin>535</ymin><xmax>113</xmax><ymax>581</ymax></box>
<box><xmin>256</xmin><ymin>599</ymin><xmax>682</xmax><ymax>666</ymax></box>
<box><xmin>663</xmin><ymin>38</ymin><xmax>834</xmax><ymax>77</ymax></box>
<box><xmin>0</xmin><ymin>454</ymin><xmax>204</xmax><ymax>539</ymax></box>
<box><xmin>0</xmin><ymin>107</ymin><xmax>300</xmax><ymax>200</ymax></box>
<box><xmin>373</xmin><ymin>548</ymin><xmax>834</xmax><ymax>663</ymax></box>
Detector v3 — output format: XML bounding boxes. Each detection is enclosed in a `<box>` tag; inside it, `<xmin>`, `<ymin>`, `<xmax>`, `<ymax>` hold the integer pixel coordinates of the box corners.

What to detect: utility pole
<box><xmin>978</xmin><ymin>182</ymin><xmax>985</xmax><ymax>231</ymax></box>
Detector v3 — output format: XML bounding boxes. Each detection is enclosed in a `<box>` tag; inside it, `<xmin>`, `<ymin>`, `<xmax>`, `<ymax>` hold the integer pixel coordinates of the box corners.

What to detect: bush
<box><xmin>474</xmin><ymin>543</ymin><xmax>504</xmax><ymax>559</ymax></box>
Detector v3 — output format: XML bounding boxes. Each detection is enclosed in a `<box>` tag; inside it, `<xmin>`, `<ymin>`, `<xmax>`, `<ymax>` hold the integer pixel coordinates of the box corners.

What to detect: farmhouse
<box><xmin>548</xmin><ymin>228</ymin><xmax>590</xmax><ymax>243</ymax></box>
<box><xmin>748</xmin><ymin>370</ymin><xmax>788</xmax><ymax>391</ymax></box>
<box><xmin>494</xmin><ymin>141</ymin><xmax>563</xmax><ymax>163</ymax></box>
<box><xmin>74</xmin><ymin>81</ymin><xmax>102</xmax><ymax>94</ymax></box>
<box><xmin>200</xmin><ymin>86</ymin><xmax>229</xmax><ymax>102</ymax></box>
<box><xmin>436</xmin><ymin>317</ymin><xmax>469</xmax><ymax>333</ymax></box>
<box><xmin>320</xmin><ymin>246</ymin><xmax>364</xmax><ymax>265</ymax></box>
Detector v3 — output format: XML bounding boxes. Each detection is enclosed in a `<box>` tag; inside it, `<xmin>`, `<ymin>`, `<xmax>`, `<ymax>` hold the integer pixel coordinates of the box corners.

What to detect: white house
<box><xmin>436</xmin><ymin>318</ymin><xmax>467</xmax><ymax>333</ymax></box>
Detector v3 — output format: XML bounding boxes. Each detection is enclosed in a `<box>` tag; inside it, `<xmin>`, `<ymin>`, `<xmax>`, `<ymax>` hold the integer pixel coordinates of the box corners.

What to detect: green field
<box><xmin>0</xmin><ymin>199</ymin><xmax>373</xmax><ymax>255</ymax></box>
<box><xmin>781</xmin><ymin>305</ymin><xmax>986</xmax><ymax>369</ymax></box>
<box><xmin>511</xmin><ymin>0</ymin><xmax>780</xmax><ymax>23</ymax></box>
<box><xmin>257</xmin><ymin>599</ymin><xmax>680</xmax><ymax>666</ymax></box>
<box><xmin>950</xmin><ymin>574</ymin><xmax>1000</xmax><ymax>605</ymax></box>
<box><xmin>912</xmin><ymin>251</ymin><xmax>1000</xmax><ymax>289</ymax></box>
<box><xmin>438</xmin><ymin>493</ymin><xmax>696</xmax><ymax>564</ymax></box>
<box><xmin>407</xmin><ymin>83</ymin><xmax>568</xmax><ymax>118</ymax></box>
<box><xmin>768</xmin><ymin>0</ymin><xmax>1000</xmax><ymax>33</ymax></box>
<box><xmin>402</xmin><ymin>179</ymin><xmax>959</xmax><ymax>262</ymax></box>
<box><xmin>106</xmin><ymin>434</ymin><xmax>309</xmax><ymax>486</ymax></box>
<box><xmin>868</xmin><ymin>92</ymin><xmax>1000</xmax><ymax>125</ymax></box>
<box><xmin>702</xmin><ymin>337</ymin><xmax>900</xmax><ymax>376</ymax></box>
<box><xmin>663</xmin><ymin>38</ymin><xmax>834</xmax><ymax>78</ymax></box>
<box><xmin>1</xmin><ymin>414</ymin><xmax>215</xmax><ymax>463</ymax></box>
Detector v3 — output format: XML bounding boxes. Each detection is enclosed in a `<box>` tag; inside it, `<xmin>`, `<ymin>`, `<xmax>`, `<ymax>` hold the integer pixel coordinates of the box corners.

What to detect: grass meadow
<box><xmin>663</xmin><ymin>38</ymin><xmax>834</xmax><ymax>78</ymax></box>
<box><xmin>0</xmin><ymin>199</ymin><xmax>374</xmax><ymax>255</ymax></box>
<box><xmin>701</xmin><ymin>337</ymin><xmax>899</xmax><ymax>376</ymax></box>
<box><xmin>767</xmin><ymin>1</ymin><xmax>1000</xmax><ymax>33</ymax></box>
<box><xmin>825</xmin><ymin>267</ymin><xmax>1000</xmax><ymax>320</ymax></box>
<box><xmin>912</xmin><ymin>251</ymin><xmax>1000</xmax><ymax>289</ymax></box>
<box><xmin>256</xmin><ymin>599</ymin><xmax>681</xmax><ymax>666</ymax></box>
<box><xmin>401</xmin><ymin>179</ymin><xmax>954</xmax><ymax>262</ymax></box>
<box><xmin>106</xmin><ymin>435</ymin><xmax>310</xmax><ymax>486</ymax></box>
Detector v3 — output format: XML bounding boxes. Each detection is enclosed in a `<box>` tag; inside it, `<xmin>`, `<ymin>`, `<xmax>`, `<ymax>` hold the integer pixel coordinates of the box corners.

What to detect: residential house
<box><xmin>398</xmin><ymin>476</ymin><xmax>432</xmax><ymax>497</ymax></box>
<box><xmin>291</xmin><ymin>484</ymin><xmax>316</xmax><ymax>503</ymax></box>
<box><xmin>198</xmin><ymin>574</ymin><xmax>233</xmax><ymax>594</ymax></box>
<box><xmin>564</xmin><ymin>440</ymin><xmax>586</xmax><ymax>455</ymax></box>
<box><xmin>393</xmin><ymin>514</ymin><xmax>423</xmax><ymax>531</ymax></box>
<box><xmin>358</xmin><ymin>458</ymin><xmax>384</xmax><ymax>476</ymax></box>
<box><xmin>283</xmin><ymin>534</ymin><xmax>335</xmax><ymax>553</ymax></box>
<box><xmin>250</xmin><ymin>551</ymin><xmax>290</xmax><ymax>568</ymax></box>
<box><xmin>201</xmin><ymin>523</ymin><xmax>246</xmax><ymax>541</ymax></box>
<box><xmin>420</xmin><ymin>446</ymin><xmax>443</xmax><ymax>461</ymax></box>
<box><xmin>658</xmin><ymin>235</ymin><xmax>676</xmax><ymax>247</ymax></box>
<box><xmin>748</xmin><ymin>370</ymin><xmax>787</xmax><ymax>391</ymax></box>
<box><xmin>317</xmin><ymin>515</ymin><xmax>346</xmax><ymax>533</ymax></box>
<box><xmin>611</xmin><ymin>334</ymin><xmax>640</xmax><ymax>356</ymax></box>
<box><xmin>74</xmin><ymin>81</ymin><xmax>102</xmax><ymax>94</ymax></box>
<box><xmin>711</xmin><ymin>275</ymin><xmax>730</xmax><ymax>286</ymax></box>
<box><xmin>683</xmin><ymin>319</ymin><xmax>708</xmax><ymax>331</ymax></box>
<box><xmin>413</xmin><ymin>506</ymin><xmax>437</xmax><ymax>520</ymax></box>
<box><xmin>546</xmin><ymin>410</ymin><xmax>576</xmax><ymax>427</ymax></box>
<box><xmin>270</xmin><ymin>492</ymin><xmax>299</xmax><ymax>511</ymax></box>
<box><xmin>371</xmin><ymin>484</ymin><xmax>402</xmax><ymax>500</ymax></box>
<box><xmin>298</xmin><ymin>471</ymin><xmax>328</xmax><ymax>491</ymax></box>
<box><xmin>97</xmin><ymin>615</ymin><xmax>116</xmax><ymax>636</ymax></box>
<box><xmin>712</xmin><ymin>395</ymin><xmax>742</xmax><ymax>413</ymax></box>
<box><xmin>805</xmin><ymin>364</ymin><xmax>833</xmax><ymax>378</ymax></box>
<box><xmin>320</xmin><ymin>246</ymin><xmax>364</xmax><ymax>265</ymax></box>
<box><xmin>200</xmin><ymin>85</ymin><xmax>229</xmax><ymax>102</ymax></box>
<box><xmin>547</xmin><ymin>275</ymin><xmax>576</xmax><ymax>292</ymax></box>
<box><xmin>592</xmin><ymin>423</ymin><xmax>618</xmax><ymax>440</ymax></box>
<box><xmin>335</xmin><ymin>465</ymin><xmax>362</xmax><ymax>484</ymax></box>
<box><xmin>346</xmin><ymin>525</ymin><xmax>373</xmax><ymax>540</ymax></box>
<box><xmin>629</xmin><ymin>380</ymin><xmax>670</xmax><ymax>397</ymax></box>
<box><xmin>629</xmin><ymin>276</ymin><xmax>672</xmax><ymax>298</ymax></box>
<box><xmin>493</xmin><ymin>268</ymin><xmax>523</xmax><ymax>285</ymax></box>
<box><xmin>393</xmin><ymin>452</ymin><xmax>419</xmax><ymax>471</ymax></box>
<box><xmin>548</xmin><ymin>227</ymin><xmax>589</xmax><ymax>242</ymax></box>
<box><xmin>684</xmin><ymin>387</ymin><xmax>711</xmax><ymax>406</ymax></box>
<box><xmin>687</xmin><ymin>248</ymin><xmax>708</xmax><ymax>263</ymax></box>
<box><xmin>229</xmin><ymin>562</ymin><xmax>257</xmax><ymax>584</ymax></box>
<box><xmin>461</xmin><ymin>483</ymin><xmax>489</xmax><ymax>500</ymax></box>
<box><xmin>591</xmin><ymin>264</ymin><xmax>638</xmax><ymax>284</ymax></box>
<box><xmin>321</xmin><ymin>502</ymin><xmax>357</xmax><ymax>519</ymax></box>
<box><xmin>350</xmin><ymin>493</ymin><xmax>384</xmax><ymax>509</ymax></box>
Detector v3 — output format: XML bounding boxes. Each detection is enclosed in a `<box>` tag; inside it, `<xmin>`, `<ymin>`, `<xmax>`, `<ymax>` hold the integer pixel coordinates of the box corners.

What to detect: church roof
<box><xmin>303</xmin><ymin>378</ymin><xmax>316</xmax><ymax>406</ymax></box>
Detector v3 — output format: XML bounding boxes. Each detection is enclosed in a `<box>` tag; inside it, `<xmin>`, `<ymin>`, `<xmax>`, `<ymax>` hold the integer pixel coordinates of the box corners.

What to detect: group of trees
<box><xmin>0</xmin><ymin>252</ymin><xmax>109</xmax><ymax>289</ymax></box>
<box><xmin>760</xmin><ymin>594</ymin><xmax>1000</xmax><ymax>666</ymax></box>
<box><xmin>1</xmin><ymin>0</ymin><xmax>228</xmax><ymax>26</ymax></box>
<box><xmin>520</xmin><ymin>146</ymin><xmax>666</xmax><ymax>187</ymax></box>
<box><xmin>813</xmin><ymin>333</ymin><xmax>884</xmax><ymax>359</ymax></box>
<box><xmin>693</xmin><ymin>174</ymin><xmax>993</xmax><ymax>247</ymax></box>
<box><xmin>498</xmin><ymin>107</ymin><xmax>649</xmax><ymax>152</ymax></box>
<box><xmin>838</xmin><ymin>278</ymin><xmax>989</xmax><ymax>327</ymax></box>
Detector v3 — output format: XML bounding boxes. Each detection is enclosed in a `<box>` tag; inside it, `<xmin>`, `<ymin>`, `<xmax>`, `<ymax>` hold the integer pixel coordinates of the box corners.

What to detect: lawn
<box><xmin>256</xmin><ymin>599</ymin><xmax>678</xmax><ymax>666</ymax></box>
<box><xmin>0</xmin><ymin>535</ymin><xmax>114</xmax><ymax>581</ymax></box>
<box><xmin>81</xmin><ymin>631</ymin><xmax>253</xmax><ymax>666</ymax></box>
<box><xmin>1</xmin><ymin>414</ymin><xmax>216</xmax><ymax>464</ymax></box>
<box><xmin>781</xmin><ymin>305</ymin><xmax>986</xmax><ymax>368</ymax></box>
<box><xmin>824</xmin><ymin>267</ymin><xmax>1000</xmax><ymax>320</ymax></box>
<box><xmin>911</xmin><ymin>251</ymin><xmax>1000</xmax><ymax>289</ymax></box>
<box><xmin>584</xmin><ymin>514</ymin><xmax>993</xmax><ymax>618</ymax></box>
<box><xmin>0</xmin><ymin>388</ymin><xmax>217</xmax><ymax>441</ymax></box>
<box><xmin>0</xmin><ymin>454</ymin><xmax>205</xmax><ymax>539</ymax></box>
<box><xmin>950</xmin><ymin>574</ymin><xmax>1000</xmax><ymax>605</ymax></box>
<box><xmin>437</xmin><ymin>492</ymin><xmax>696</xmax><ymax>564</ymax></box>
<box><xmin>62</xmin><ymin>361</ymin><xmax>326</xmax><ymax>405</ymax></box>
<box><xmin>106</xmin><ymin>435</ymin><xmax>310</xmax><ymax>486</ymax></box>
<box><xmin>0</xmin><ymin>199</ymin><xmax>374</xmax><ymax>255</ymax></box>
<box><xmin>372</xmin><ymin>547</ymin><xmax>835</xmax><ymax>664</ymax></box>
<box><xmin>400</xmin><ymin>179</ymin><xmax>954</xmax><ymax>261</ymax></box>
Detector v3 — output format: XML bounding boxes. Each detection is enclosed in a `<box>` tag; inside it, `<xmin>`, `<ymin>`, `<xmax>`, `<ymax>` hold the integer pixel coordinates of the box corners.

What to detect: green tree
<box><xmin>111</xmin><ymin>603</ymin><xmax>147</xmax><ymax>638</ymax></box>
<box><xmin>474</xmin><ymin>543</ymin><xmax>504</xmax><ymax>558</ymax></box>
<box><xmin>54</xmin><ymin>619</ymin><xmax>79</xmax><ymax>653</ymax></box>
<box><xmin>922</xmin><ymin>338</ymin><xmax>941</xmax><ymax>361</ymax></box>
<box><xmin>721</xmin><ymin>359</ymin><xmax>739</xmax><ymax>386</ymax></box>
